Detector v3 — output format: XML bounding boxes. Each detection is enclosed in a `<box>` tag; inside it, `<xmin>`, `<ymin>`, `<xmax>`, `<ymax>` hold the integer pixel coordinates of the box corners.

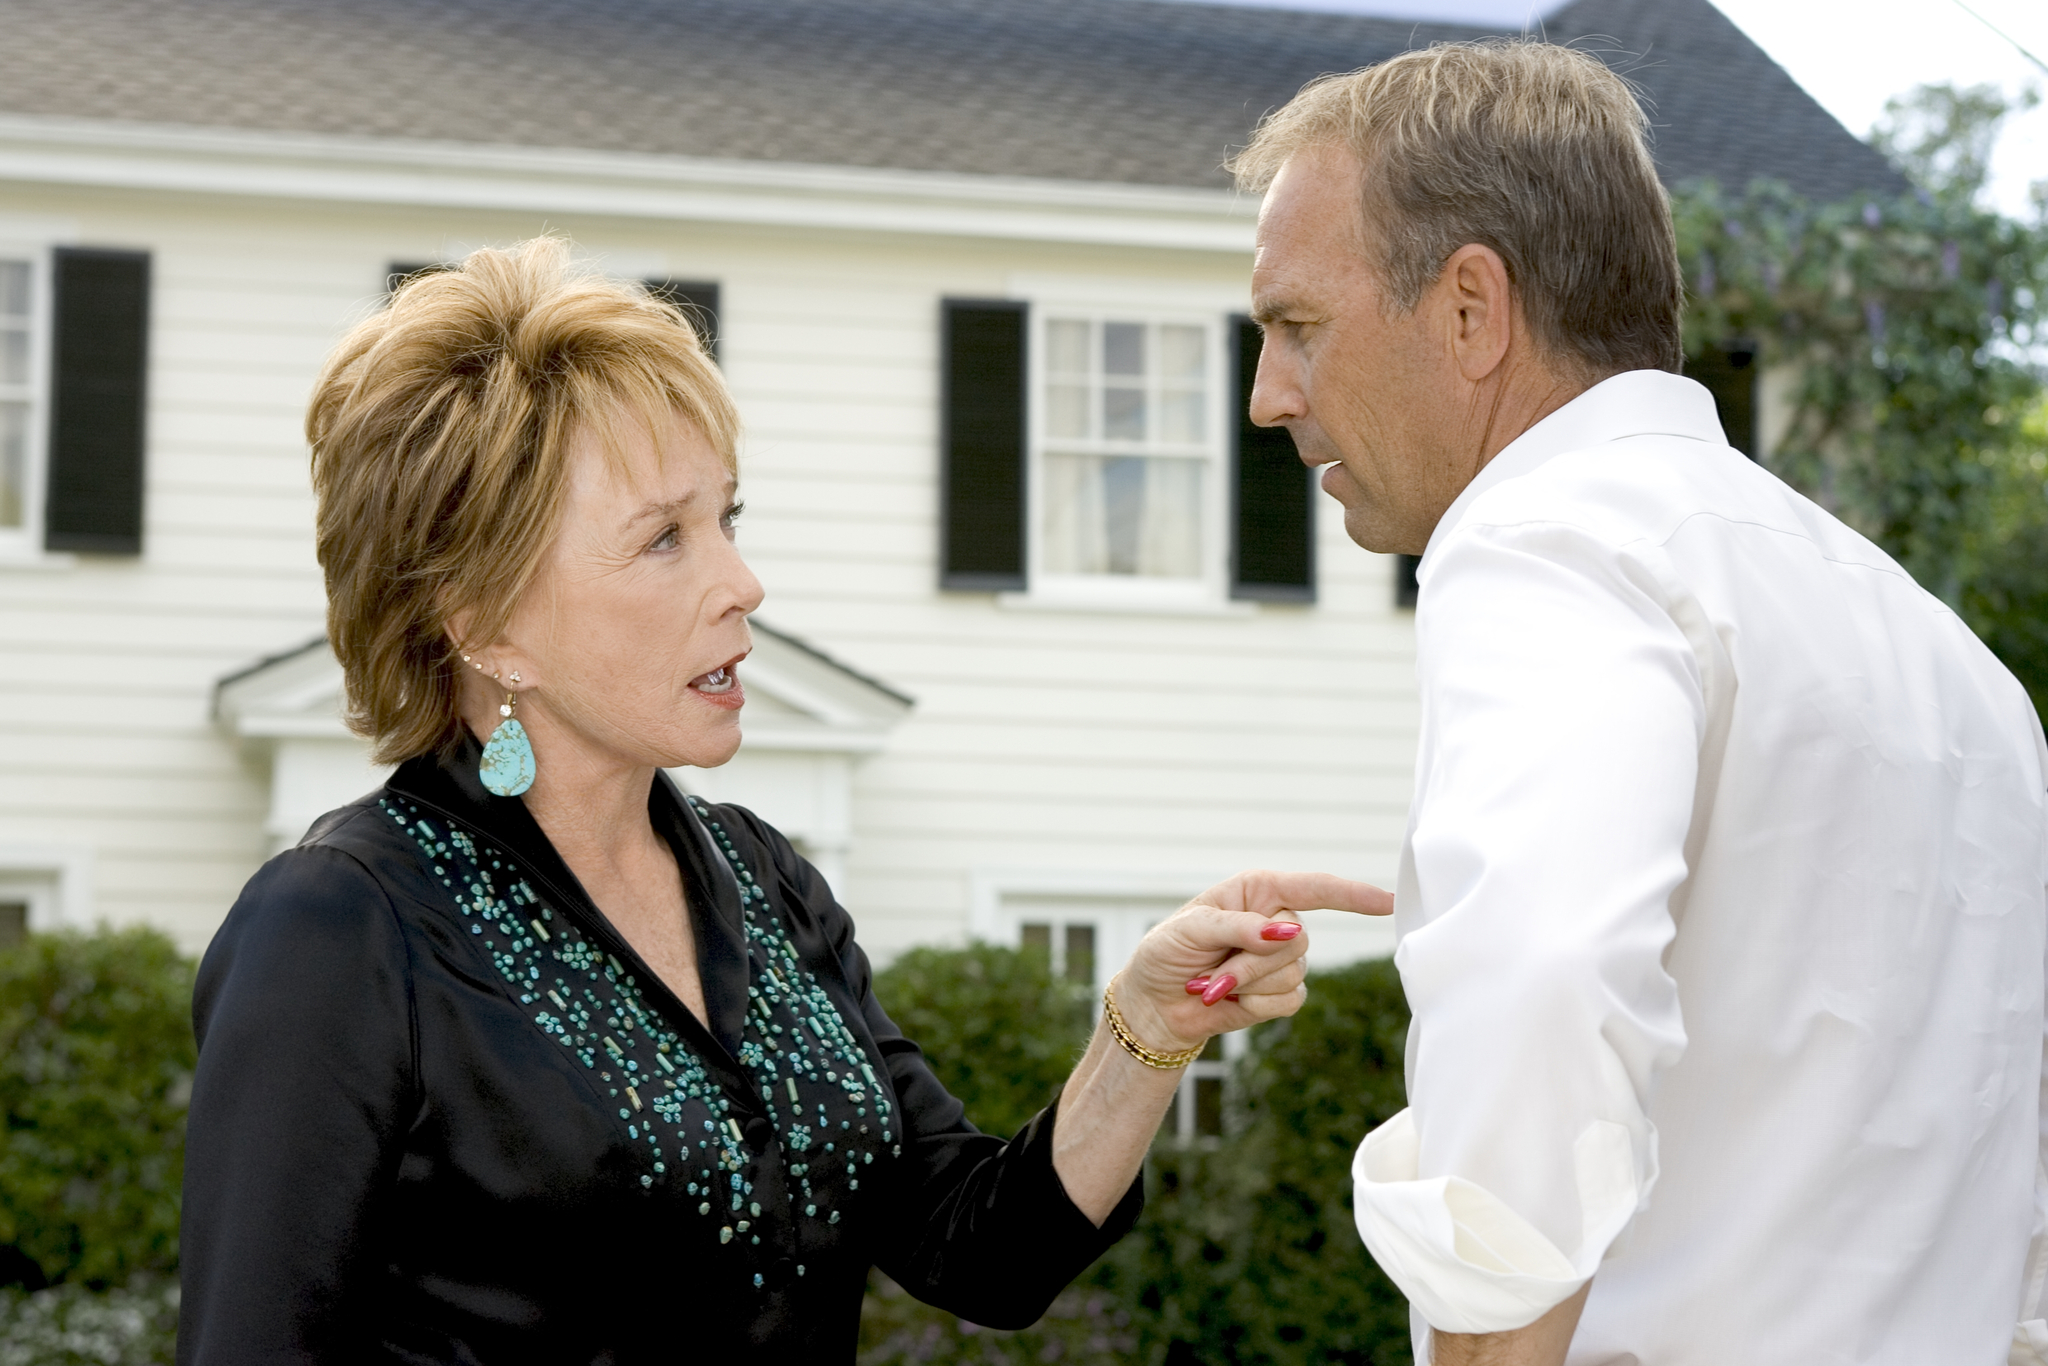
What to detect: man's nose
<box><xmin>1247</xmin><ymin>337</ymin><xmax>1302</xmax><ymax>431</ymax></box>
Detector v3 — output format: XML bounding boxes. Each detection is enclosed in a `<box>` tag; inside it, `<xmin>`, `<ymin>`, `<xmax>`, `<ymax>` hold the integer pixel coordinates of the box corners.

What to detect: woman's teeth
<box><xmin>693</xmin><ymin>666</ymin><xmax>735</xmax><ymax>694</ymax></box>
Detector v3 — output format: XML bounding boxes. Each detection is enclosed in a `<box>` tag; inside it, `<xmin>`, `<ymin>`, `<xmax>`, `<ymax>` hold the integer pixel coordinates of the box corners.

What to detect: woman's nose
<box><xmin>722</xmin><ymin>540</ymin><xmax>766</xmax><ymax>616</ymax></box>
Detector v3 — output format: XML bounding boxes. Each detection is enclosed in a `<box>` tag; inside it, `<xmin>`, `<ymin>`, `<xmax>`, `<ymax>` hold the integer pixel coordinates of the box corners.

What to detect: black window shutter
<box><xmin>1230</xmin><ymin>317</ymin><xmax>1314</xmax><ymax>602</ymax></box>
<box><xmin>644</xmin><ymin>279</ymin><xmax>720</xmax><ymax>361</ymax></box>
<box><xmin>46</xmin><ymin>248</ymin><xmax>150</xmax><ymax>555</ymax></box>
<box><xmin>939</xmin><ymin>299</ymin><xmax>1027</xmax><ymax>591</ymax></box>
<box><xmin>1394</xmin><ymin>554</ymin><xmax>1420</xmax><ymax>609</ymax></box>
<box><xmin>1684</xmin><ymin>342</ymin><xmax>1758</xmax><ymax>459</ymax></box>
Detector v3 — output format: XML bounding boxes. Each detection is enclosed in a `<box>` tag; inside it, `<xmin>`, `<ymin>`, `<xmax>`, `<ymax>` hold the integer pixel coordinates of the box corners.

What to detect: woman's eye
<box><xmin>650</xmin><ymin>525</ymin><xmax>679</xmax><ymax>552</ymax></box>
<box><xmin>720</xmin><ymin>501</ymin><xmax>744</xmax><ymax>537</ymax></box>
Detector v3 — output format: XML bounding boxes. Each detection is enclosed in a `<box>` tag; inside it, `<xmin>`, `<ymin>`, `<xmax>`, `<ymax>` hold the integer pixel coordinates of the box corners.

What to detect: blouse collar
<box><xmin>384</xmin><ymin>737</ymin><xmax>755</xmax><ymax>1064</ymax></box>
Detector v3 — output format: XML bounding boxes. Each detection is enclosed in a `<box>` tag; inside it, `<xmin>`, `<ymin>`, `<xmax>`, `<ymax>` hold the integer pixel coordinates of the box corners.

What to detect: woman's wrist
<box><xmin>1103</xmin><ymin>973</ymin><xmax>1207</xmax><ymax>1061</ymax></box>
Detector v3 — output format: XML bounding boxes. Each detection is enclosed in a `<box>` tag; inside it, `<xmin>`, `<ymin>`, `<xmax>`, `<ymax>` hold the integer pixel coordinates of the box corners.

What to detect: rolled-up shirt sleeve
<box><xmin>1354</xmin><ymin>521</ymin><xmax>1702</xmax><ymax>1334</ymax></box>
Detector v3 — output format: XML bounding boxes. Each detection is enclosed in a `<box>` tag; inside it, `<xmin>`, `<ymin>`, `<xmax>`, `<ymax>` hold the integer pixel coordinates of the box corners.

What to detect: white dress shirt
<box><xmin>1351</xmin><ymin>371</ymin><xmax>2048</xmax><ymax>1365</ymax></box>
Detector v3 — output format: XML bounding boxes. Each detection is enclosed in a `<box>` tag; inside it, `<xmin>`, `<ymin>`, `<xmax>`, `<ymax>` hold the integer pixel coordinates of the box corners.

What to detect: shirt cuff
<box><xmin>1350</xmin><ymin>1108</ymin><xmax>1639</xmax><ymax>1334</ymax></box>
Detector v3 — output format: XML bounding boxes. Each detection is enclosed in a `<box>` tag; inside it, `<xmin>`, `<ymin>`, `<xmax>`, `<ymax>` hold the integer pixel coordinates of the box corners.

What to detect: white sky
<box><xmin>1172</xmin><ymin>0</ymin><xmax>2048</xmax><ymax>218</ymax></box>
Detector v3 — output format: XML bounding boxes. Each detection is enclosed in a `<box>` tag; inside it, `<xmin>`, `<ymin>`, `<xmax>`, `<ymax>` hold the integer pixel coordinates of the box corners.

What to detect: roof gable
<box><xmin>0</xmin><ymin>0</ymin><xmax>1901</xmax><ymax>201</ymax></box>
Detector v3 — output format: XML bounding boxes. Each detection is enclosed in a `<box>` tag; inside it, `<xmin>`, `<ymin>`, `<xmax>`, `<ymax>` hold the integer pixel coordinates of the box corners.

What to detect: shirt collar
<box><xmin>1418</xmin><ymin>369</ymin><xmax>1724</xmax><ymax>571</ymax></box>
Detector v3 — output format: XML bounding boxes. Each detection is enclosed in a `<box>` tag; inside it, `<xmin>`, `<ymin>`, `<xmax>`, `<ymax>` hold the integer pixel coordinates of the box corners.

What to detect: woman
<box><xmin>176</xmin><ymin>240</ymin><xmax>1387</xmax><ymax>1363</ymax></box>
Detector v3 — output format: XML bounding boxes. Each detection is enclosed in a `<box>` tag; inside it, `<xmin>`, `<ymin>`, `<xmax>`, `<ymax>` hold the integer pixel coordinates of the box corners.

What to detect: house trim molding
<box><xmin>0</xmin><ymin>115</ymin><xmax>1260</xmax><ymax>252</ymax></box>
<box><xmin>967</xmin><ymin>867</ymin><xmax>1214</xmax><ymax>943</ymax></box>
<box><xmin>0</xmin><ymin>843</ymin><xmax>96</xmax><ymax>928</ymax></box>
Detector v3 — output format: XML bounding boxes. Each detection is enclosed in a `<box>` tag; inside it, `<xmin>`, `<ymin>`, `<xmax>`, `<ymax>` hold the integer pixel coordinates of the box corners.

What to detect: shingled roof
<box><xmin>0</xmin><ymin>0</ymin><xmax>1903</xmax><ymax>201</ymax></box>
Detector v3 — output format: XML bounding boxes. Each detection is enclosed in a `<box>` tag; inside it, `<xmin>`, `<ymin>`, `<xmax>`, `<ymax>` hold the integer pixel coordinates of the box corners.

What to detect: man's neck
<box><xmin>1467</xmin><ymin>351</ymin><xmax>1595</xmax><ymax>479</ymax></box>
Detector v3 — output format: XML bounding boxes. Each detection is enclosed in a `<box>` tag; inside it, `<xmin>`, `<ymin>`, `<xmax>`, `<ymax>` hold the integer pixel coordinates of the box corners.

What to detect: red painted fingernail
<box><xmin>1201</xmin><ymin>973</ymin><xmax>1238</xmax><ymax>1006</ymax></box>
<box><xmin>1185</xmin><ymin>977</ymin><xmax>1211</xmax><ymax>994</ymax></box>
<box><xmin>1260</xmin><ymin>922</ymin><xmax>1302</xmax><ymax>941</ymax></box>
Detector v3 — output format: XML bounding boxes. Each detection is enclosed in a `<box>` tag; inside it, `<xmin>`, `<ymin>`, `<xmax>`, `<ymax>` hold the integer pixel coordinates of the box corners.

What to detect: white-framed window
<box><xmin>973</xmin><ymin>875</ymin><xmax>1244</xmax><ymax>1143</ymax></box>
<box><xmin>1162</xmin><ymin>1032</ymin><xmax>1244</xmax><ymax>1146</ymax></box>
<box><xmin>0</xmin><ymin>846</ymin><xmax>93</xmax><ymax>937</ymax></box>
<box><xmin>1011</xmin><ymin>905</ymin><xmax>1239</xmax><ymax>1140</ymax></box>
<box><xmin>1026</xmin><ymin>309</ymin><xmax>1229</xmax><ymax>609</ymax></box>
<box><xmin>0</xmin><ymin>247</ymin><xmax>49</xmax><ymax>551</ymax></box>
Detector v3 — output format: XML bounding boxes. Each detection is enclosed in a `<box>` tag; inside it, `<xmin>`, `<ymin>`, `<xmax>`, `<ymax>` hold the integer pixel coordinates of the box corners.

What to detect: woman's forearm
<box><xmin>1048</xmin><ymin>1020</ymin><xmax>1187</xmax><ymax>1224</ymax></box>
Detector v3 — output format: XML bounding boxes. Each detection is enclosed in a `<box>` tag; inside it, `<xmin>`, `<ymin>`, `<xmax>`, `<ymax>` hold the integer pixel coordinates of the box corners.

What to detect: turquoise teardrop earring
<box><xmin>479</xmin><ymin>671</ymin><xmax>536</xmax><ymax>798</ymax></box>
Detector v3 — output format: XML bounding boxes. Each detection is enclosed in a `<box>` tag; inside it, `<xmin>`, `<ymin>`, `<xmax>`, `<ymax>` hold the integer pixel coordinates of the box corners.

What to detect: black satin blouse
<box><xmin>176</xmin><ymin>744</ymin><xmax>1140</xmax><ymax>1364</ymax></box>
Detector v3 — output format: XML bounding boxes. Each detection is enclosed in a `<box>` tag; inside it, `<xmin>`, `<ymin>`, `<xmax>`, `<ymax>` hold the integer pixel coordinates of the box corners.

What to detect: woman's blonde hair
<box><xmin>1230</xmin><ymin>39</ymin><xmax>1683</xmax><ymax>377</ymax></box>
<box><xmin>307</xmin><ymin>237</ymin><xmax>739</xmax><ymax>764</ymax></box>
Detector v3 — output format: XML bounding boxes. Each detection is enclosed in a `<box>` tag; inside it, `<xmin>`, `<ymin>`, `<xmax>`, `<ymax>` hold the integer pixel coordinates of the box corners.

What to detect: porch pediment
<box><xmin>214</xmin><ymin>622</ymin><xmax>912</xmax><ymax>872</ymax></box>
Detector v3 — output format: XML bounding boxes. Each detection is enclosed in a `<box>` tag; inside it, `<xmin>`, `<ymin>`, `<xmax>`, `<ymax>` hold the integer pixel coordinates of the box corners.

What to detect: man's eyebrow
<box><xmin>1248</xmin><ymin>298</ymin><xmax>1297</xmax><ymax>327</ymax></box>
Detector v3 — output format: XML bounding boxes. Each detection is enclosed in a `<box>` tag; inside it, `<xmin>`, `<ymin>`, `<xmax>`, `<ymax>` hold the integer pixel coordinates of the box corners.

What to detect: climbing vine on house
<box><xmin>1667</xmin><ymin>83</ymin><xmax>2048</xmax><ymax>718</ymax></box>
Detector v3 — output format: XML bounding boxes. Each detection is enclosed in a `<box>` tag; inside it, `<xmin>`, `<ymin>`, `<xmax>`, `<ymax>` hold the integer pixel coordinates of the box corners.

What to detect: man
<box><xmin>1233</xmin><ymin>41</ymin><xmax>2048</xmax><ymax>1366</ymax></box>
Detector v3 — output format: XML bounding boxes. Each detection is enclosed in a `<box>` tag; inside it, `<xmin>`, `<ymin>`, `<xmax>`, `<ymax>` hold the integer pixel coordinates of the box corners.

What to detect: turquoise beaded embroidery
<box><xmin>381</xmin><ymin>796</ymin><xmax>896</xmax><ymax>1287</ymax></box>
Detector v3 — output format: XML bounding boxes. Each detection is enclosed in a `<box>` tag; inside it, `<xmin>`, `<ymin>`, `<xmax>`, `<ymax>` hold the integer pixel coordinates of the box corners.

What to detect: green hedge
<box><xmin>870</xmin><ymin>939</ymin><xmax>1093</xmax><ymax>1140</ymax></box>
<box><xmin>0</xmin><ymin>928</ymin><xmax>193</xmax><ymax>1292</ymax></box>
<box><xmin>0</xmin><ymin>927</ymin><xmax>192</xmax><ymax>1365</ymax></box>
<box><xmin>864</xmin><ymin>946</ymin><xmax>1414</xmax><ymax>1366</ymax></box>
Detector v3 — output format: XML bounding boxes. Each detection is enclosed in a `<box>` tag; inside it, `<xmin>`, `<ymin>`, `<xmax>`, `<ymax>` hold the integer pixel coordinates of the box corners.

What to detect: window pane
<box><xmin>1063</xmin><ymin>924</ymin><xmax>1095</xmax><ymax>985</ymax></box>
<box><xmin>1042</xmin><ymin>452</ymin><xmax>1106</xmax><ymax>574</ymax></box>
<box><xmin>1102</xmin><ymin>321</ymin><xmax>1143</xmax><ymax>376</ymax></box>
<box><xmin>1021</xmin><ymin>922</ymin><xmax>1052</xmax><ymax>959</ymax></box>
<box><xmin>1044</xmin><ymin>452</ymin><xmax>1201</xmax><ymax>578</ymax></box>
<box><xmin>1046</xmin><ymin>382</ymin><xmax>1089</xmax><ymax>440</ymax></box>
<box><xmin>1103</xmin><ymin>384</ymin><xmax>1145</xmax><ymax>441</ymax></box>
<box><xmin>1045</xmin><ymin>319</ymin><xmax>1089</xmax><ymax>375</ymax></box>
<box><xmin>1135</xmin><ymin>457</ymin><xmax>1202</xmax><ymax>577</ymax></box>
<box><xmin>0</xmin><ymin>401</ymin><xmax>24</xmax><ymax>528</ymax></box>
<box><xmin>1160</xmin><ymin>324</ymin><xmax>1204</xmax><ymax>380</ymax></box>
<box><xmin>0</xmin><ymin>329</ymin><xmax>28</xmax><ymax>387</ymax></box>
<box><xmin>0</xmin><ymin>262</ymin><xmax>27</xmax><ymax>318</ymax></box>
<box><xmin>1159</xmin><ymin>387</ymin><xmax>1203</xmax><ymax>444</ymax></box>
<box><xmin>1102</xmin><ymin>456</ymin><xmax>1147</xmax><ymax>574</ymax></box>
<box><xmin>1193</xmin><ymin>1076</ymin><xmax>1225</xmax><ymax>1136</ymax></box>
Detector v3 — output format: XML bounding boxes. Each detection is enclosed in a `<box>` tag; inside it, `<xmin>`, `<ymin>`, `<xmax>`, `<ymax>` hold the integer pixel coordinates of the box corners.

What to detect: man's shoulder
<box><xmin>1445</xmin><ymin>435</ymin><xmax>1893</xmax><ymax>580</ymax></box>
<box><xmin>1457</xmin><ymin>435</ymin><xmax>1761</xmax><ymax>545</ymax></box>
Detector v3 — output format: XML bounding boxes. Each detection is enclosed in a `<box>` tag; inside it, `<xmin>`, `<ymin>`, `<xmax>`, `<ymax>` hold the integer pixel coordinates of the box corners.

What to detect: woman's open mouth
<box><xmin>689</xmin><ymin>655</ymin><xmax>746</xmax><ymax>708</ymax></box>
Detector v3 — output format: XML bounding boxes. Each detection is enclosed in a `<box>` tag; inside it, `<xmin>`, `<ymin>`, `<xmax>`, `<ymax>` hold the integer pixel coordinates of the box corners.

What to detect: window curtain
<box><xmin>1043</xmin><ymin>453</ymin><xmax>1201</xmax><ymax>578</ymax></box>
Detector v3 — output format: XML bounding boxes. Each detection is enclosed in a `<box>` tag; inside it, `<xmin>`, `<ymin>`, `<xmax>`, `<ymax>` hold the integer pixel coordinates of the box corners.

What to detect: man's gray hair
<box><xmin>1230</xmin><ymin>40</ymin><xmax>1684</xmax><ymax>377</ymax></box>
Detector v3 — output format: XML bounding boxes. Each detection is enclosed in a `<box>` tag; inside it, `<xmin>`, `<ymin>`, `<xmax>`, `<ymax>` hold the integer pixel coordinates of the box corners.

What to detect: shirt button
<box><xmin>743</xmin><ymin>1116</ymin><xmax>773</xmax><ymax>1150</ymax></box>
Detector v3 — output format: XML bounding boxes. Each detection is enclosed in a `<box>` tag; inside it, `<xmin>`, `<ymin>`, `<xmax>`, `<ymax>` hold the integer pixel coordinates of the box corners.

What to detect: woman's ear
<box><xmin>443</xmin><ymin>607</ymin><xmax>488</xmax><ymax>677</ymax></box>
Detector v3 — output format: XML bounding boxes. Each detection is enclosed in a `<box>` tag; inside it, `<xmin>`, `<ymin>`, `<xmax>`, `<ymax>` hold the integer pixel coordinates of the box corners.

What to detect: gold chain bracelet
<box><xmin>1102</xmin><ymin>974</ymin><xmax>1205</xmax><ymax>1070</ymax></box>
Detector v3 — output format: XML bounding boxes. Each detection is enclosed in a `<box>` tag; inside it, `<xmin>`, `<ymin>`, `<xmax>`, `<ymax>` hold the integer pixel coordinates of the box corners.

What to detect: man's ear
<box><xmin>1442</xmin><ymin>243</ymin><xmax>1515</xmax><ymax>384</ymax></box>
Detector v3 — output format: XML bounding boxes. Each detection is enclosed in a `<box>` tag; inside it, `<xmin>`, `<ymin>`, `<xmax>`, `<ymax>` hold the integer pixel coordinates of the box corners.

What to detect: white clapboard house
<box><xmin>0</xmin><ymin>0</ymin><xmax>1897</xmax><ymax>1132</ymax></box>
